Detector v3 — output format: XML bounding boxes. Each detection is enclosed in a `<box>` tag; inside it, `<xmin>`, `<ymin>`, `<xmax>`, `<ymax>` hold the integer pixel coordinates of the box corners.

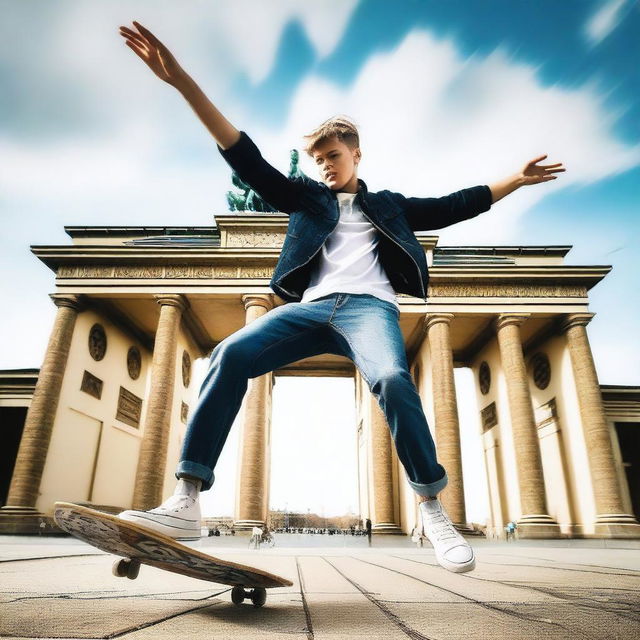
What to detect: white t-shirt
<box><xmin>300</xmin><ymin>191</ymin><xmax>400</xmax><ymax>310</ymax></box>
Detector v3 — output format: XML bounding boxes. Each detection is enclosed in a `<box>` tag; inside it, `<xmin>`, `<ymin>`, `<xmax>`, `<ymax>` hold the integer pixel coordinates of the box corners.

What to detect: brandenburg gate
<box><xmin>1</xmin><ymin>211</ymin><xmax>638</xmax><ymax>539</ymax></box>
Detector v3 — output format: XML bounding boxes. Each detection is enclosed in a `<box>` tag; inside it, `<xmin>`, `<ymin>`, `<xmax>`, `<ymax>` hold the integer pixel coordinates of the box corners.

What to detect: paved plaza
<box><xmin>1</xmin><ymin>533</ymin><xmax>639</xmax><ymax>639</ymax></box>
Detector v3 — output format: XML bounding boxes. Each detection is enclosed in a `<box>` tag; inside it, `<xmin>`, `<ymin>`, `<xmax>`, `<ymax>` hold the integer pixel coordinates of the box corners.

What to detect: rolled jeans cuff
<box><xmin>176</xmin><ymin>461</ymin><xmax>214</xmax><ymax>492</ymax></box>
<box><xmin>405</xmin><ymin>470</ymin><xmax>448</xmax><ymax>497</ymax></box>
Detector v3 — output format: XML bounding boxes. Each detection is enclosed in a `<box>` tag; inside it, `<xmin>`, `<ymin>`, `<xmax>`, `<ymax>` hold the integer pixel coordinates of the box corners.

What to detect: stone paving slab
<box><xmin>1</xmin><ymin>535</ymin><xmax>639</xmax><ymax>639</ymax></box>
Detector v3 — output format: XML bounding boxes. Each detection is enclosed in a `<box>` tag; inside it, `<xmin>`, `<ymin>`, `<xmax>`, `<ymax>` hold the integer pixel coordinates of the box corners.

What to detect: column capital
<box><xmin>558</xmin><ymin>312</ymin><xmax>595</xmax><ymax>334</ymax></box>
<box><xmin>493</xmin><ymin>313</ymin><xmax>531</xmax><ymax>332</ymax></box>
<box><xmin>241</xmin><ymin>294</ymin><xmax>274</xmax><ymax>312</ymax></box>
<box><xmin>49</xmin><ymin>293</ymin><xmax>86</xmax><ymax>312</ymax></box>
<box><xmin>153</xmin><ymin>294</ymin><xmax>189</xmax><ymax>313</ymax></box>
<box><xmin>424</xmin><ymin>312</ymin><xmax>454</xmax><ymax>331</ymax></box>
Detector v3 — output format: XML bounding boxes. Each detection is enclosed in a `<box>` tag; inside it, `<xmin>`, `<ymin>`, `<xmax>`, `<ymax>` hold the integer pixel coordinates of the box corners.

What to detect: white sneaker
<box><xmin>118</xmin><ymin>493</ymin><xmax>202</xmax><ymax>540</ymax></box>
<box><xmin>418</xmin><ymin>498</ymin><xmax>475</xmax><ymax>573</ymax></box>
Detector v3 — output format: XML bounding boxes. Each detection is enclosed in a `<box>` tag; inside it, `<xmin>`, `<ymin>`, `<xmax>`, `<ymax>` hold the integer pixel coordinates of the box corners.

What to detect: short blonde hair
<box><xmin>302</xmin><ymin>115</ymin><xmax>360</xmax><ymax>157</ymax></box>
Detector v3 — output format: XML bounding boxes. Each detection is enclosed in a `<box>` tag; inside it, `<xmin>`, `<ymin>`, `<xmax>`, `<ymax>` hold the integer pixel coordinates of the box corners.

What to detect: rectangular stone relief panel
<box><xmin>59</xmin><ymin>263</ymin><xmax>279</xmax><ymax>280</ymax></box>
<box><xmin>427</xmin><ymin>282</ymin><xmax>588</xmax><ymax>298</ymax></box>
<box><xmin>481</xmin><ymin>401</ymin><xmax>498</xmax><ymax>433</ymax></box>
<box><xmin>226</xmin><ymin>231</ymin><xmax>285</xmax><ymax>248</ymax></box>
<box><xmin>181</xmin><ymin>401</ymin><xmax>189</xmax><ymax>424</ymax></box>
<box><xmin>116</xmin><ymin>387</ymin><xmax>143</xmax><ymax>428</ymax></box>
<box><xmin>80</xmin><ymin>370</ymin><xmax>103</xmax><ymax>400</ymax></box>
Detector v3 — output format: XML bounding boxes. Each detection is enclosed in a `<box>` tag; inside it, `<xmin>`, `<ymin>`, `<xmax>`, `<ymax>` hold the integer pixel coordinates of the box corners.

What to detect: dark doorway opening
<box><xmin>1</xmin><ymin>406</ymin><xmax>27</xmax><ymax>506</ymax></box>
<box><xmin>615</xmin><ymin>422</ymin><xmax>640</xmax><ymax>519</ymax></box>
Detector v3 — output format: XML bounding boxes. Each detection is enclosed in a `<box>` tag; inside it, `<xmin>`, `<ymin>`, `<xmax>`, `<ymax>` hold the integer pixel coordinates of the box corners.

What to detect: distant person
<box><xmin>251</xmin><ymin>525</ymin><xmax>263</xmax><ymax>549</ymax></box>
<box><xmin>366</xmin><ymin>518</ymin><xmax>372</xmax><ymax>546</ymax></box>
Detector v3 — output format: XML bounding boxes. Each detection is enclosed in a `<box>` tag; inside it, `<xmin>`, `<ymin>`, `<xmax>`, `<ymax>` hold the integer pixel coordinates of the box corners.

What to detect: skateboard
<box><xmin>53</xmin><ymin>502</ymin><xmax>293</xmax><ymax>607</ymax></box>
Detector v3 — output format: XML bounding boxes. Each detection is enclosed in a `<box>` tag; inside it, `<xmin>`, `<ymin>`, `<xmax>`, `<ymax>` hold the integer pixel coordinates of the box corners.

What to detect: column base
<box><xmin>515</xmin><ymin>514</ymin><xmax>562</xmax><ymax>539</ymax></box>
<box><xmin>371</xmin><ymin>523</ymin><xmax>404</xmax><ymax>535</ymax></box>
<box><xmin>233</xmin><ymin>519</ymin><xmax>266</xmax><ymax>533</ymax></box>
<box><xmin>594</xmin><ymin>513</ymin><xmax>640</xmax><ymax>538</ymax></box>
<box><xmin>0</xmin><ymin>506</ymin><xmax>64</xmax><ymax>535</ymax></box>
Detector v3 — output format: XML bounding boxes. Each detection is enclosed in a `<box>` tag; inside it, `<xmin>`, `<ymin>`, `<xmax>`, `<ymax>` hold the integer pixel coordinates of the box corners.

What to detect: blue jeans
<box><xmin>176</xmin><ymin>292</ymin><xmax>448</xmax><ymax>497</ymax></box>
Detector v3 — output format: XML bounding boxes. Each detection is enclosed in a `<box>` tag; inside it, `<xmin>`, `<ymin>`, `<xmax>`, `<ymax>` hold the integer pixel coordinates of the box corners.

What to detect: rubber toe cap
<box><xmin>444</xmin><ymin>543</ymin><xmax>474</xmax><ymax>564</ymax></box>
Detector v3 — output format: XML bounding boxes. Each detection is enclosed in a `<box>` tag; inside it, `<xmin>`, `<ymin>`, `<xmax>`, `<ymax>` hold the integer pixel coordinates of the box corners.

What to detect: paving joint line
<box><xmin>322</xmin><ymin>556</ymin><xmax>434</xmax><ymax>640</ymax></box>
<box><xmin>295</xmin><ymin>556</ymin><xmax>314</xmax><ymax>640</ymax></box>
<box><xmin>356</xmin><ymin>554</ymin><xmax>594</xmax><ymax>639</ymax></box>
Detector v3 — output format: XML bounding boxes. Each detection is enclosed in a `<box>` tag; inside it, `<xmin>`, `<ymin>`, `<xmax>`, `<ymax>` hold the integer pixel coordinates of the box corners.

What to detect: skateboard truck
<box><xmin>111</xmin><ymin>556</ymin><xmax>268</xmax><ymax>607</ymax></box>
<box><xmin>231</xmin><ymin>585</ymin><xmax>267</xmax><ymax>607</ymax></box>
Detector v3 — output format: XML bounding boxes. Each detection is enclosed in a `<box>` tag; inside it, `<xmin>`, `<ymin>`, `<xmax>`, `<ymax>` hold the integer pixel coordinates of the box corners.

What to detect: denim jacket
<box><xmin>217</xmin><ymin>131</ymin><xmax>493</xmax><ymax>303</ymax></box>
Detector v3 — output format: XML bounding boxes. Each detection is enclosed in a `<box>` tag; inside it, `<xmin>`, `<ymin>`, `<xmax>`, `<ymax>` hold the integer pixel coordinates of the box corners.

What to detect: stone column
<box><xmin>234</xmin><ymin>294</ymin><xmax>274</xmax><ymax>530</ymax></box>
<box><xmin>3</xmin><ymin>294</ymin><xmax>85</xmax><ymax>512</ymax></box>
<box><xmin>559</xmin><ymin>313</ymin><xmax>640</xmax><ymax>537</ymax></box>
<box><xmin>426</xmin><ymin>313</ymin><xmax>467</xmax><ymax>527</ymax></box>
<box><xmin>369</xmin><ymin>396</ymin><xmax>403</xmax><ymax>534</ymax></box>
<box><xmin>132</xmin><ymin>295</ymin><xmax>188</xmax><ymax>510</ymax></box>
<box><xmin>494</xmin><ymin>314</ymin><xmax>560</xmax><ymax>538</ymax></box>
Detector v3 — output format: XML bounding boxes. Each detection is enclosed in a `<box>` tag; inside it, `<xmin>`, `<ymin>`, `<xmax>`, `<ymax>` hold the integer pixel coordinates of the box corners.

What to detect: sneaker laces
<box><xmin>152</xmin><ymin>493</ymin><xmax>195</xmax><ymax>514</ymax></box>
<box><xmin>427</xmin><ymin>513</ymin><xmax>459</xmax><ymax>542</ymax></box>
<box><xmin>422</xmin><ymin>503</ymin><xmax>460</xmax><ymax>543</ymax></box>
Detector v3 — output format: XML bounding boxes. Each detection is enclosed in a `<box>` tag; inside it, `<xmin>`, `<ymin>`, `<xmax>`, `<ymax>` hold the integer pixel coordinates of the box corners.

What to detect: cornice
<box><xmin>434</xmin><ymin>245</ymin><xmax>573</xmax><ymax>257</ymax></box>
<box><xmin>31</xmin><ymin>246</ymin><xmax>283</xmax><ymax>273</ymax></box>
<box><xmin>429</xmin><ymin>265</ymin><xmax>611</xmax><ymax>280</ymax></box>
<box><xmin>32</xmin><ymin>245</ymin><xmax>612</xmax><ymax>282</ymax></box>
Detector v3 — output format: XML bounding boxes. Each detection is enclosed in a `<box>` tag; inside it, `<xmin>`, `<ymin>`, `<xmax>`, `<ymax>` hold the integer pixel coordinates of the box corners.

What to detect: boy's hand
<box><xmin>488</xmin><ymin>155</ymin><xmax>566</xmax><ymax>203</ymax></box>
<box><xmin>519</xmin><ymin>154</ymin><xmax>565</xmax><ymax>186</ymax></box>
<box><xmin>119</xmin><ymin>22</ymin><xmax>240</xmax><ymax>150</ymax></box>
<box><xmin>119</xmin><ymin>21</ymin><xmax>187</xmax><ymax>88</ymax></box>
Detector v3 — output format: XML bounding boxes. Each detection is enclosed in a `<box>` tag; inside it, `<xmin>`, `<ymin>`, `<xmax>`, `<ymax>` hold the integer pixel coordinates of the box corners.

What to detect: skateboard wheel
<box><xmin>112</xmin><ymin>558</ymin><xmax>140</xmax><ymax>580</ymax></box>
<box><xmin>231</xmin><ymin>585</ymin><xmax>246</xmax><ymax>605</ymax></box>
<box><xmin>112</xmin><ymin>558</ymin><xmax>128</xmax><ymax>577</ymax></box>
<box><xmin>125</xmin><ymin>559</ymin><xmax>141</xmax><ymax>579</ymax></box>
<box><xmin>250</xmin><ymin>587</ymin><xmax>267</xmax><ymax>607</ymax></box>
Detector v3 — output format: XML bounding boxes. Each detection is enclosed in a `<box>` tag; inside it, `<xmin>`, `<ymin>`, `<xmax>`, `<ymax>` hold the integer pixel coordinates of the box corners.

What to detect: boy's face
<box><xmin>312</xmin><ymin>136</ymin><xmax>361</xmax><ymax>191</ymax></box>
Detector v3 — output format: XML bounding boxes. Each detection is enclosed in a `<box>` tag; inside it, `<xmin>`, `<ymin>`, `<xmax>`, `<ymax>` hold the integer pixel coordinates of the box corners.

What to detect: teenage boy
<box><xmin>117</xmin><ymin>21</ymin><xmax>564</xmax><ymax>573</ymax></box>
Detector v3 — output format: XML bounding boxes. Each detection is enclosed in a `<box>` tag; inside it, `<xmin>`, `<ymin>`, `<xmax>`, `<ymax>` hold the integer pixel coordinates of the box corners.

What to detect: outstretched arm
<box><xmin>488</xmin><ymin>154</ymin><xmax>565</xmax><ymax>203</ymax></box>
<box><xmin>398</xmin><ymin>154</ymin><xmax>566</xmax><ymax>232</ymax></box>
<box><xmin>119</xmin><ymin>21</ymin><xmax>240</xmax><ymax>149</ymax></box>
<box><xmin>119</xmin><ymin>21</ymin><xmax>302</xmax><ymax>212</ymax></box>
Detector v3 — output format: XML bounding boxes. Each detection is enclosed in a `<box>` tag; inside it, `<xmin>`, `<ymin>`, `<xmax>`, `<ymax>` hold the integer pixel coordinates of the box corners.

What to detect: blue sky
<box><xmin>1</xmin><ymin>0</ymin><xmax>638</xmax><ymax>518</ymax></box>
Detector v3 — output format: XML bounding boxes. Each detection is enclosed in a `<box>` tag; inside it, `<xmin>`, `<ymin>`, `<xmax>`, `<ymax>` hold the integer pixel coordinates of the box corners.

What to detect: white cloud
<box><xmin>0</xmin><ymin>122</ymin><xmax>231</xmax><ymax>226</ymax></box>
<box><xmin>0</xmin><ymin>0</ymin><xmax>363</xmax><ymax>226</ymax></box>
<box><xmin>3</xmin><ymin>8</ymin><xmax>637</xmax><ymax>238</ymax></box>
<box><xmin>32</xmin><ymin>0</ymin><xmax>356</xmax><ymax>90</ymax></box>
<box><xmin>584</xmin><ymin>0</ymin><xmax>630</xmax><ymax>46</ymax></box>
<box><xmin>214</xmin><ymin>0</ymin><xmax>360</xmax><ymax>84</ymax></box>
<box><xmin>253</xmin><ymin>29</ymin><xmax>640</xmax><ymax>244</ymax></box>
<box><xmin>0</xmin><ymin>0</ymin><xmax>359</xmax><ymax>142</ymax></box>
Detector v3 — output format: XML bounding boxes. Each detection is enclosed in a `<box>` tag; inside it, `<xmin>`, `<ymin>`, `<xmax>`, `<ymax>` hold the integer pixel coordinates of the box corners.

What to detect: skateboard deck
<box><xmin>53</xmin><ymin>502</ymin><xmax>293</xmax><ymax>607</ymax></box>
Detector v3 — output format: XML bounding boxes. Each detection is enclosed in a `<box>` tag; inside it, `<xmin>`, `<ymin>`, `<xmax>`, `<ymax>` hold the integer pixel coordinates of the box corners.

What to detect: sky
<box><xmin>1</xmin><ymin>0</ymin><xmax>638</xmax><ymax>521</ymax></box>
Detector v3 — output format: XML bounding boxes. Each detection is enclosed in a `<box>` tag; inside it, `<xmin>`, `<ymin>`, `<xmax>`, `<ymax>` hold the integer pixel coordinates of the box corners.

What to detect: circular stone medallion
<box><xmin>89</xmin><ymin>324</ymin><xmax>107</xmax><ymax>361</ymax></box>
